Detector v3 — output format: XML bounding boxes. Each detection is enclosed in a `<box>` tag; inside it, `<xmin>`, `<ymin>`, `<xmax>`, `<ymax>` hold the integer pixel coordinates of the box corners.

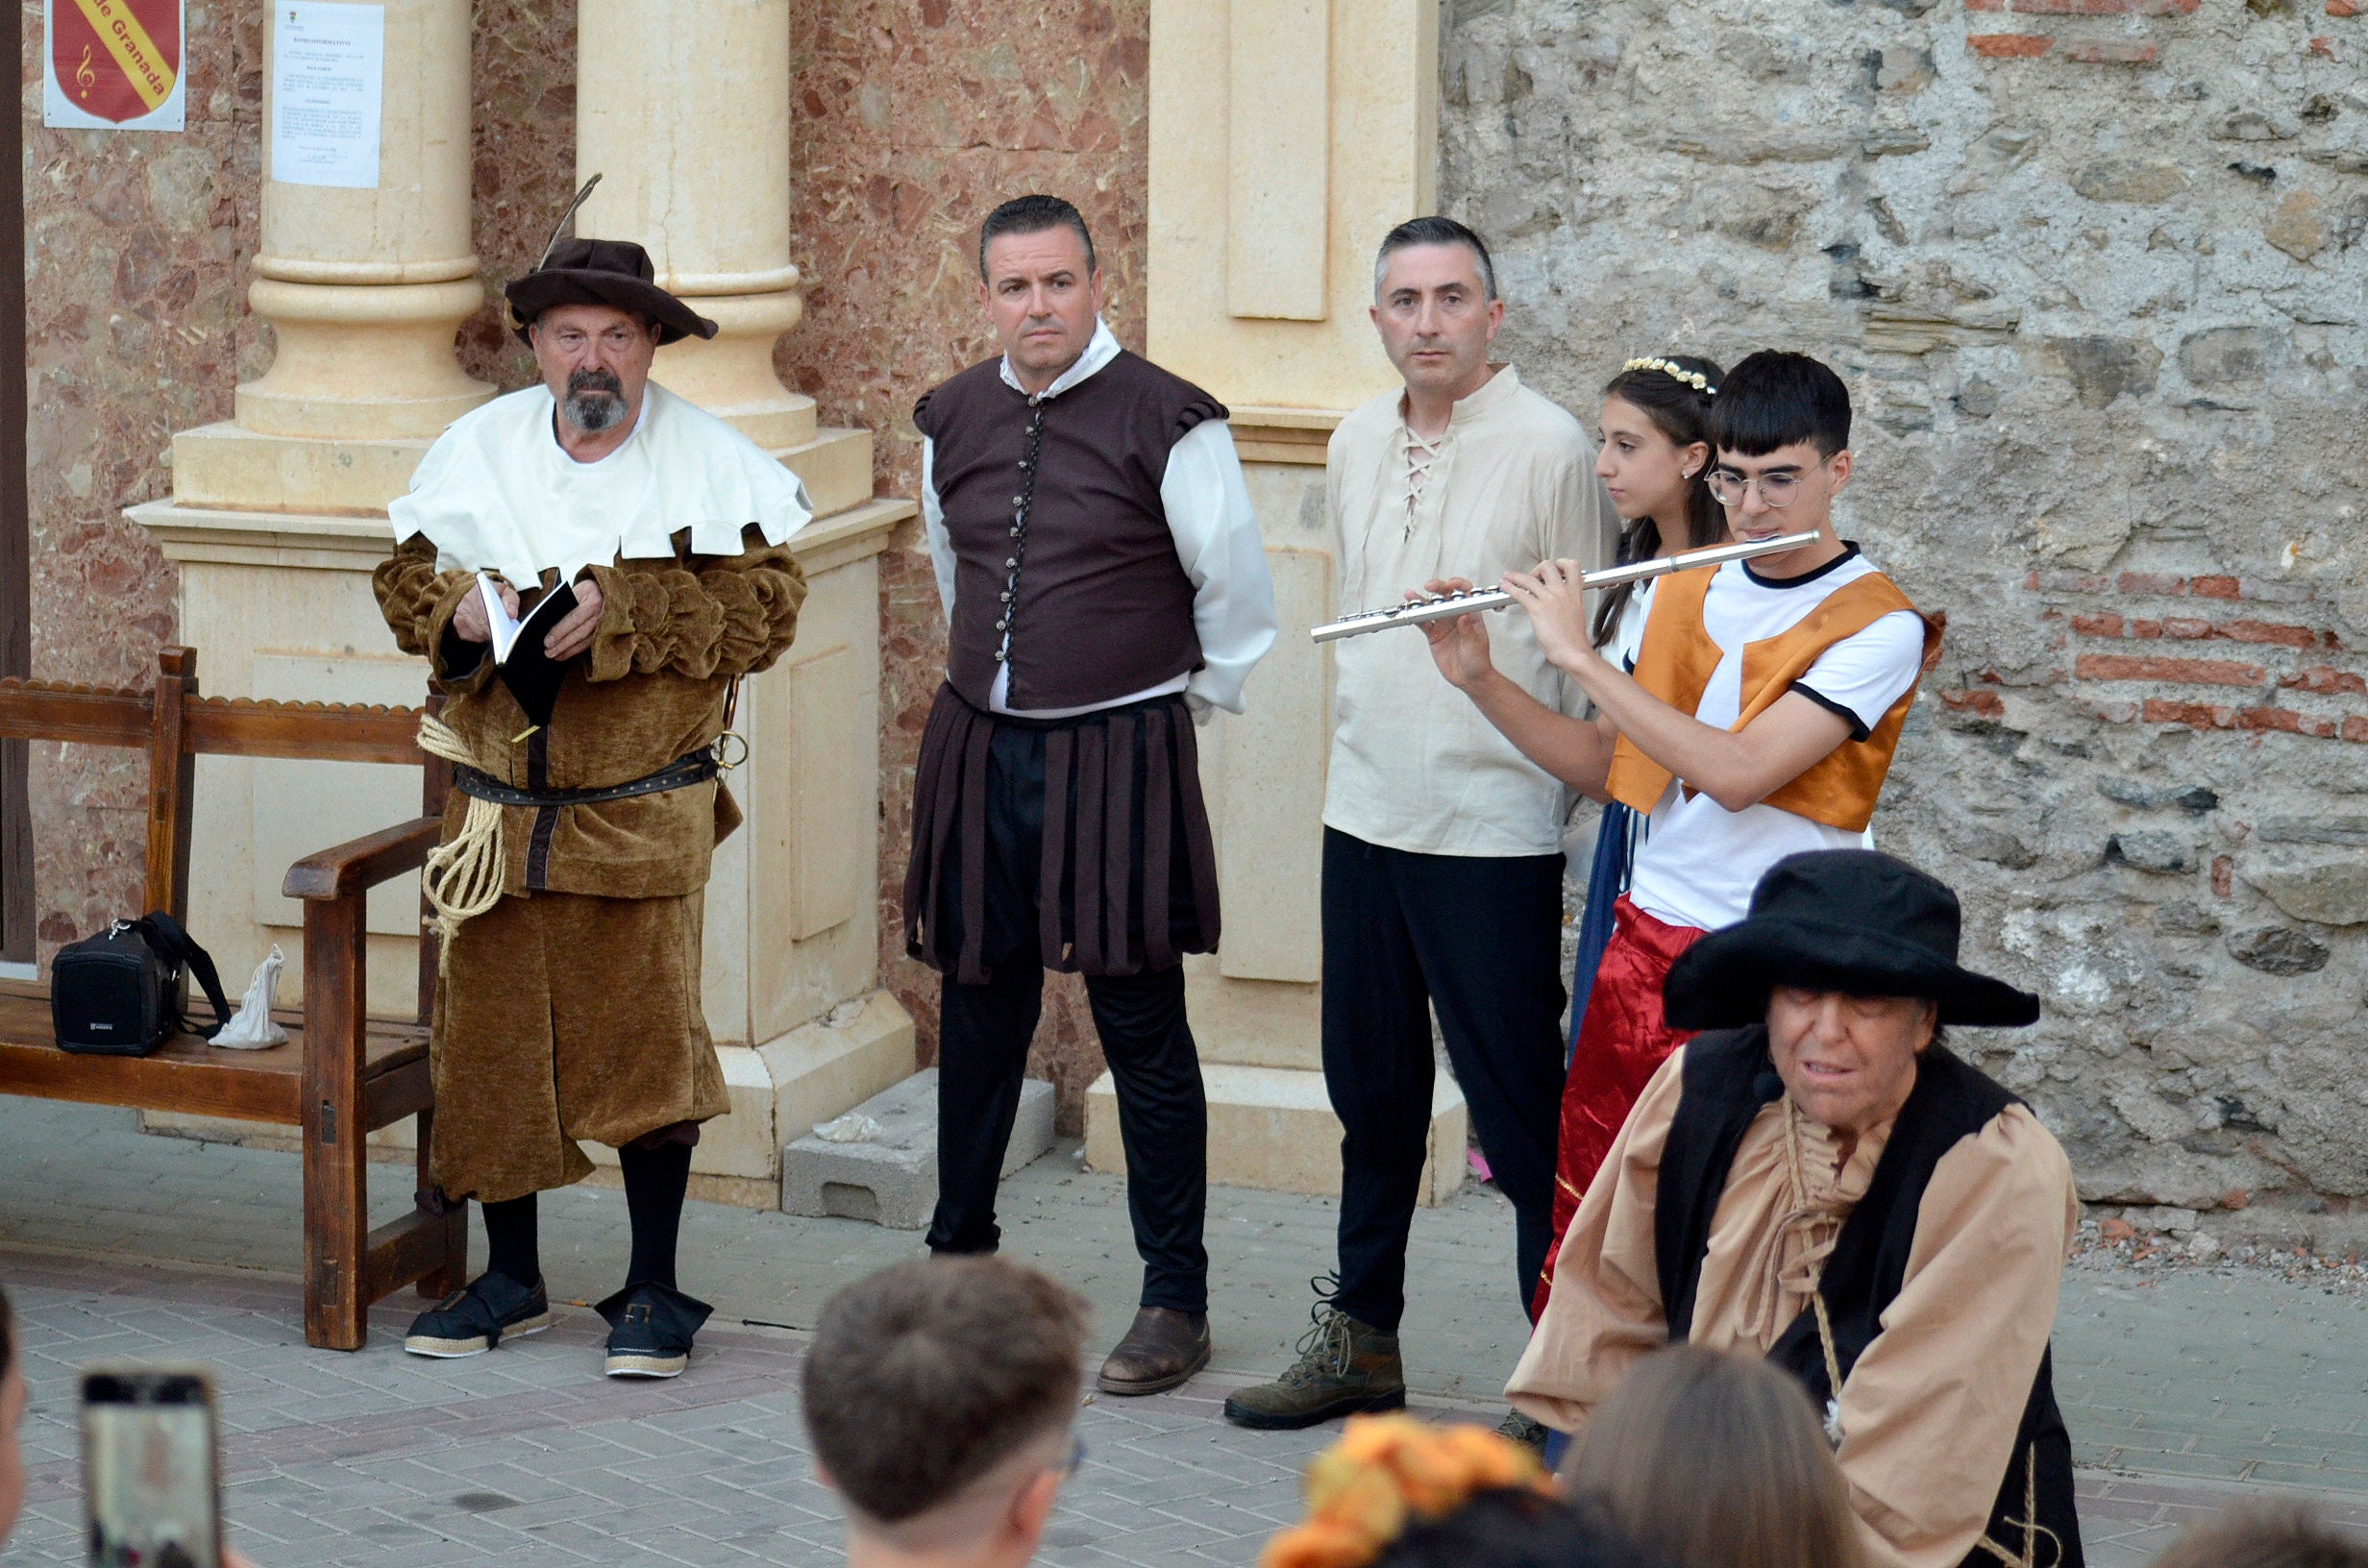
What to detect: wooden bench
<box><xmin>0</xmin><ymin>646</ymin><xmax>464</xmax><ymax>1350</ymax></box>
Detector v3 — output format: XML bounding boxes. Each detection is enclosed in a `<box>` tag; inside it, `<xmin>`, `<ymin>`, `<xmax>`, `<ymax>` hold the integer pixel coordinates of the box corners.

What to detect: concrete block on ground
<box><xmin>1086</xmin><ymin>1062</ymin><xmax>1467</xmax><ymax>1205</ymax></box>
<box><xmin>781</xmin><ymin>1066</ymin><xmax>1054</xmax><ymax>1229</ymax></box>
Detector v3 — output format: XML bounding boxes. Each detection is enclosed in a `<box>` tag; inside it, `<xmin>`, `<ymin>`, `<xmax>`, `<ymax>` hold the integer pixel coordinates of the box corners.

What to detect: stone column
<box><xmin>237</xmin><ymin>0</ymin><xmax>490</xmax><ymax>440</ymax></box>
<box><xmin>571</xmin><ymin>0</ymin><xmax>869</xmax><ymax>513</ymax></box>
<box><xmin>1086</xmin><ymin>0</ymin><xmax>1468</xmax><ymax>1201</ymax></box>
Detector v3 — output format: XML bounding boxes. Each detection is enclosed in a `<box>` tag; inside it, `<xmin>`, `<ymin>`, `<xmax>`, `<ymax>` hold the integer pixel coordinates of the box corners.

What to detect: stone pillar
<box><xmin>571</xmin><ymin>0</ymin><xmax>872</xmax><ymax>516</ymax></box>
<box><xmin>238</xmin><ymin>0</ymin><xmax>491</xmax><ymax>441</ymax></box>
<box><xmin>1085</xmin><ymin>0</ymin><xmax>1467</xmax><ymax>1201</ymax></box>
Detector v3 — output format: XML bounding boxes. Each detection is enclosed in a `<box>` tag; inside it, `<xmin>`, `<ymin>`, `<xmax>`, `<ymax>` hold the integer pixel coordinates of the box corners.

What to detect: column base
<box><xmin>653</xmin><ymin>290</ymin><xmax>816</xmax><ymax>452</ymax></box>
<box><xmin>237</xmin><ymin>277</ymin><xmax>494</xmax><ymax>441</ymax></box>
<box><xmin>1084</xmin><ymin>1062</ymin><xmax>1468</xmax><ymax>1205</ymax></box>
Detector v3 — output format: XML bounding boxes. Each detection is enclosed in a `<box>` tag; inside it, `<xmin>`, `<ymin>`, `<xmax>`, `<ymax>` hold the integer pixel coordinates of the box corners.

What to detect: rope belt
<box><xmin>416</xmin><ymin>709</ymin><xmax>719</xmax><ymax>955</ymax></box>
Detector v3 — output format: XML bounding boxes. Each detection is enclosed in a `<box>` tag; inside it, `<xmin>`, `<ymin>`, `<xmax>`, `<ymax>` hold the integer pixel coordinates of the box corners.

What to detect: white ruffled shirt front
<box><xmin>389</xmin><ymin>381</ymin><xmax>814</xmax><ymax>581</ymax></box>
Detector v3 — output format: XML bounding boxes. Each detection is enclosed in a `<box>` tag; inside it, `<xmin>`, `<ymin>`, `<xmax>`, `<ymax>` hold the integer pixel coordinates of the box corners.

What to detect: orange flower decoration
<box><xmin>1258</xmin><ymin>1415</ymin><xmax>1557</xmax><ymax>1568</ymax></box>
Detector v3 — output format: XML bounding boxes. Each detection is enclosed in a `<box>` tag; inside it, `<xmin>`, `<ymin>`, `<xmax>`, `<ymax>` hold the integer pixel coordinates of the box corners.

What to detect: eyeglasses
<box><xmin>1706</xmin><ymin>468</ymin><xmax>1809</xmax><ymax>509</ymax></box>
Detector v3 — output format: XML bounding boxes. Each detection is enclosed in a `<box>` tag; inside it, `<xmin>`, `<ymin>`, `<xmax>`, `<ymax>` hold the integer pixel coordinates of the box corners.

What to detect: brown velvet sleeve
<box><xmin>581</xmin><ymin>526</ymin><xmax>808</xmax><ymax>684</ymax></box>
<box><xmin>372</xmin><ymin>537</ymin><xmax>496</xmax><ymax>688</ymax></box>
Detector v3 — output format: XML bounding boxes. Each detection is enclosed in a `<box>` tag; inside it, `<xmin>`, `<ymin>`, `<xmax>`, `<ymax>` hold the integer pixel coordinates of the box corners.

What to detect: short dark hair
<box><xmin>802</xmin><ymin>1258</ymin><xmax>1086</xmax><ymax>1526</ymax></box>
<box><xmin>977</xmin><ymin>194</ymin><xmax>1097</xmax><ymax>282</ymax></box>
<box><xmin>1374</xmin><ymin>216</ymin><xmax>1498</xmax><ymax>303</ymax></box>
<box><xmin>2149</xmin><ymin>1506</ymin><xmax>2368</xmax><ymax>1568</ymax></box>
<box><xmin>1375</xmin><ymin>1488</ymin><xmax>1656</xmax><ymax>1568</ymax></box>
<box><xmin>1708</xmin><ymin>350</ymin><xmax>1852</xmax><ymax>459</ymax></box>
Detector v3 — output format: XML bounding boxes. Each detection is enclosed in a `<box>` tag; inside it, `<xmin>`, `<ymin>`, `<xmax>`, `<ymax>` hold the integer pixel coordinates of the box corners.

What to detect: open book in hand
<box><xmin>476</xmin><ymin>572</ymin><xmax>581</xmax><ymax>736</ymax></box>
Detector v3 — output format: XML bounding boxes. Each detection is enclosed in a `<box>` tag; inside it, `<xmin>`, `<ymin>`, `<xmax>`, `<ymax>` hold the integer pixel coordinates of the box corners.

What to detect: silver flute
<box><xmin>1308</xmin><ymin>531</ymin><xmax>1824</xmax><ymax>644</ymax></box>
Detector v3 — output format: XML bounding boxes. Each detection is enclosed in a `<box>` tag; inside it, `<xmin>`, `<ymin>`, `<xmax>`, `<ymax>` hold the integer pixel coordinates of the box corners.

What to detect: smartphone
<box><xmin>79</xmin><ymin>1366</ymin><xmax>221</xmax><ymax>1568</ymax></box>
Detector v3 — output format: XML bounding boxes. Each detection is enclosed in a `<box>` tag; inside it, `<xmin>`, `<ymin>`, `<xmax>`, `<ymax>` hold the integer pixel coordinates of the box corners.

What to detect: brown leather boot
<box><xmin>1097</xmin><ymin>1306</ymin><xmax>1213</xmax><ymax>1395</ymax></box>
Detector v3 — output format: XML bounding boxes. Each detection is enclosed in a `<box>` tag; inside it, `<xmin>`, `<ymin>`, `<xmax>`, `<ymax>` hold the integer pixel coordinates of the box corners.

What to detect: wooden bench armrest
<box><xmin>282</xmin><ymin>817</ymin><xmax>442</xmax><ymax>901</ymax></box>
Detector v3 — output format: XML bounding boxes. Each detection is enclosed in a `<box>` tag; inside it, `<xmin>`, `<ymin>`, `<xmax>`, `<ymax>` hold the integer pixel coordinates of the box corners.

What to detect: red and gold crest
<box><xmin>50</xmin><ymin>0</ymin><xmax>180</xmax><ymax>124</ymax></box>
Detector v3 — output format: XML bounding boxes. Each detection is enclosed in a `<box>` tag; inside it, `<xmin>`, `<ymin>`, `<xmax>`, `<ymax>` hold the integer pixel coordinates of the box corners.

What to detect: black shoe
<box><xmin>595</xmin><ymin>1280</ymin><xmax>712</xmax><ymax>1379</ymax></box>
<box><xmin>403</xmin><ymin>1272</ymin><xmax>551</xmax><ymax>1359</ymax></box>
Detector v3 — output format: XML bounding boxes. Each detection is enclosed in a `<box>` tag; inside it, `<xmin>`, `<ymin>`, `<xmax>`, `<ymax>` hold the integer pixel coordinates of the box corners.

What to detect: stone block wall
<box><xmin>1443</xmin><ymin>0</ymin><xmax>2367</xmax><ymax>1233</ymax></box>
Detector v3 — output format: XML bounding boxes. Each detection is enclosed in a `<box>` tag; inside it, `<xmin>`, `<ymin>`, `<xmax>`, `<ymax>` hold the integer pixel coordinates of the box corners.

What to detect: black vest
<box><xmin>914</xmin><ymin>350</ymin><xmax>1224</xmax><ymax>712</ymax></box>
<box><xmin>1656</xmin><ymin>1028</ymin><xmax>2083</xmax><ymax>1568</ymax></box>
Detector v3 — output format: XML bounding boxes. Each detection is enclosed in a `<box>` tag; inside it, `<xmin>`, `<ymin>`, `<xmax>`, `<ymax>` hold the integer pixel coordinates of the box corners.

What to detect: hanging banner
<box><xmin>44</xmin><ymin>0</ymin><xmax>185</xmax><ymax>131</ymax></box>
<box><xmin>269</xmin><ymin>2</ymin><xmax>384</xmax><ymax>189</ymax></box>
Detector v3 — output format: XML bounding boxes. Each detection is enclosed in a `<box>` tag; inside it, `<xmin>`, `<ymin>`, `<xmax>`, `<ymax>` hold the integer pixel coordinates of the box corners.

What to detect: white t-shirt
<box><xmin>1624</xmin><ymin>549</ymin><xmax>1925</xmax><ymax>931</ymax></box>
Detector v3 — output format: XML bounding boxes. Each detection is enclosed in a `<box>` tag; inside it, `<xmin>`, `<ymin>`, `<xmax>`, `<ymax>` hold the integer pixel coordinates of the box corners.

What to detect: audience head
<box><xmin>1375</xmin><ymin>1487</ymin><xmax>1651</xmax><ymax>1568</ymax></box>
<box><xmin>802</xmin><ymin>1257</ymin><xmax>1087</xmax><ymax>1565</ymax></box>
<box><xmin>2149</xmin><ymin>1506</ymin><xmax>2368</xmax><ymax>1568</ymax></box>
<box><xmin>1593</xmin><ymin>354</ymin><xmax>1727</xmax><ymax>645</ymax></box>
<box><xmin>1562</xmin><ymin>1345</ymin><xmax>1862</xmax><ymax>1568</ymax></box>
<box><xmin>1</xmin><ymin>1285</ymin><xmax>22</xmax><ymax>1546</ymax></box>
<box><xmin>1369</xmin><ymin>216</ymin><xmax>1504</xmax><ymax>405</ymax></box>
<box><xmin>1260</xmin><ymin>1414</ymin><xmax>1563</xmax><ymax>1568</ymax></box>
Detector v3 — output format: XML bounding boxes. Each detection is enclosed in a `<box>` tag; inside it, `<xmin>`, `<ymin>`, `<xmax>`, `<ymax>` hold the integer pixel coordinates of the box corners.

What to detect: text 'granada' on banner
<box><xmin>43</xmin><ymin>0</ymin><xmax>185</xmax><ymax>131</ymax></box>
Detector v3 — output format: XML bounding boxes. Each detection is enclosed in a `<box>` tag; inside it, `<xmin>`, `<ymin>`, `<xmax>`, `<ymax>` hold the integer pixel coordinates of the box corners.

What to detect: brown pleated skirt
<box><xmin>902</xmin><ymin>682</ymin><xmax>1221</xmax><ymax>986</ymax></box>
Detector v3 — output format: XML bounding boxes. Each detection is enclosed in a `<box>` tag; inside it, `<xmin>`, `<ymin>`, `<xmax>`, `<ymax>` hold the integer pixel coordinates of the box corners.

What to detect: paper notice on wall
<box><xmin>269</xmin><ymin>1</ymin><xmax>384</xmax><ymax>188</ymax></box>
<box><xmin>43</xmin><ymin>0</ymin><xmax>187</xmax><ymax>131</ymax></box>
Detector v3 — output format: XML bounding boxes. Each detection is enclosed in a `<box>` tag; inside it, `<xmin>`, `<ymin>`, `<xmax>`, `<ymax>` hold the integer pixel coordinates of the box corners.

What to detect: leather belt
<box><xmin>451</xmin><ymin>748</ymin><xmax>720</xmax><ymax>809</ymax></box>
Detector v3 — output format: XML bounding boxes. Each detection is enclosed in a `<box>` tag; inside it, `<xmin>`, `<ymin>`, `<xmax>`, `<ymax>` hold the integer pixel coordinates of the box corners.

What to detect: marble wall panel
<box><xmin>20</xmin><ymin>0</ymin><xmax>262</xmax><ymax>956</ymax></box>
<box><xmin>779</xmin><ymin>0</ymin><xmax>1149</xmax><ymax>1126</ymax></box>
<box><xmin>16</xmin><ymin>0</ymin><xmax>578</xmax><ymax>958</ymax></box>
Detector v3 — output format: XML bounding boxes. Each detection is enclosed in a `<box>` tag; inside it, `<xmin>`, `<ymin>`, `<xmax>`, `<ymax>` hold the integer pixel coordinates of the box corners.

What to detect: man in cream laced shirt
<box><xmin>1226</xmin><ymin>217</ymin><xmax>1616</xmax><ymax>1433</ymax></box>
<box><xmin>1510</xmin><ymin>850</ymin><xmax>2082</xmax><ymax>1568</ymax></box>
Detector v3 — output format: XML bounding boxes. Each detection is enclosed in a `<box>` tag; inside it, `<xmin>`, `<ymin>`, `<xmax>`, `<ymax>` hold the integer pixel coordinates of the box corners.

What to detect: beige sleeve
<box><xmin>1539</xmin><ymin>426</ymin><xmax>1616</xmax><ymax>577</ymax></box>
<box><xmin>1834</xmin><ymin>1104</ymin><xmax>2079</xmax><ymax>1568</ymax></box>
<box><xmin>1504</xmin><ymin>1048</ymin><xmax>1685</xmax><ymax>1433</ymax></box>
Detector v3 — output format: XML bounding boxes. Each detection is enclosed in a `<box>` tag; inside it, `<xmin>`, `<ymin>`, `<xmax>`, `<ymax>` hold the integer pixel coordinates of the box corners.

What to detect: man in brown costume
<box><xmin>373</xmin><ymin>235</ymin><xmax>810</xmax><ymax>1378</ymax></box>
<box><xmin>905</xmin><ymin>195</ymin><xmax>1276</xmax><ymax>1393</ymax></box>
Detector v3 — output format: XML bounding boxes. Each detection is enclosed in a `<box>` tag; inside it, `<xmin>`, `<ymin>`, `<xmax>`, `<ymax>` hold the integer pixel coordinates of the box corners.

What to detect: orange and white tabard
<box><xmin>44</xmin><ymin>0</ymin><xmax>185</xmax><ymax>131</ymax></box>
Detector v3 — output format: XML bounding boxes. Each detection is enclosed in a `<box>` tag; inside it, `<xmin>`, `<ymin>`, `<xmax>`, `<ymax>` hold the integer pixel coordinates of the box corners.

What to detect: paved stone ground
<box><xmin>6</xmin><ymin>1099</ymin><xmax>2368</xmax><ymax>1568</ymax></box>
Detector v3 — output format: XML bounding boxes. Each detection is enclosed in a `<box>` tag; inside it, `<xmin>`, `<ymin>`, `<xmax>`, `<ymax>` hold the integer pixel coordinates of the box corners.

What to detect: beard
<box><xmin>561</xmin><ymin>368</ymin><xmax>629</xmax><ymax>433</ymax></box>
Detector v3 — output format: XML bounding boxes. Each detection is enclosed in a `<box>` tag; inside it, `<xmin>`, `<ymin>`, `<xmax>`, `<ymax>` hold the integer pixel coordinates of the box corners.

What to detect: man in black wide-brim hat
<box><xmin>1508</xmin><ymin>849</ymin><xmax>2083</xmax><ymax>1568</ymax></box>
<box><xmin>373</xmin><ymin>230</ymin><xmax>813</xmax><ymax>1380</ymax></box>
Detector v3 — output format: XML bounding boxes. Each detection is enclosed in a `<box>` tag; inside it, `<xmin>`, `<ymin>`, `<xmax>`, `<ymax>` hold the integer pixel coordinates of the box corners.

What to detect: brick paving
<box><xmin>6</xmin><ymin>1099</ymin><xmax>2368</xmax><ymax>1567</ymax></box>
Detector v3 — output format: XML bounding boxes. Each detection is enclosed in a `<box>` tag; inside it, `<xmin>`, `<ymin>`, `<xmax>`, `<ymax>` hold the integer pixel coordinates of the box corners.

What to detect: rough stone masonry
<box><xmin>1441</xmin><ymin>0</ymin><xmax>2367</xmax><ymax>1238</ymax></box>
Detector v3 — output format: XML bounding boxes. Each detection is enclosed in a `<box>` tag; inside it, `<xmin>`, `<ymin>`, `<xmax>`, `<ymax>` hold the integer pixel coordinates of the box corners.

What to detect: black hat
<box><xmin>503</xmin><ymin>237</ymin><xmax>719</xmax><ymax>348</ymax></box>
<box><xmin>1662</xmin><ymin>850</ymin><xmax>2041</xmax><ymax>1031</ymax></box>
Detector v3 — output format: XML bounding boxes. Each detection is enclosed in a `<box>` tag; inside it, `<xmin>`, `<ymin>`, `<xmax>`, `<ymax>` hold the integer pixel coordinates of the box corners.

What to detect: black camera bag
<box><xmin>50</xmin><ymin>912</ymin><xmax>234</xmax><ymax>1057</ymax></box>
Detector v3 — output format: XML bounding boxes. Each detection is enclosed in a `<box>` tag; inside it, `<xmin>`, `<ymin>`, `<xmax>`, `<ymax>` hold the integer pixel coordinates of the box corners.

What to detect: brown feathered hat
<box><xmin>503</xmin><ymin>176</ymin><xmax>718</xmax><ymax>347</ymax></box>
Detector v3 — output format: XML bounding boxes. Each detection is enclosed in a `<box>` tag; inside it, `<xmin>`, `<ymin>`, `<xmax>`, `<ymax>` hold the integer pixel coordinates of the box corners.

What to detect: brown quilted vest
<box><xmin>915</xmin><ymin>349</ymin><xmax>1226</xmax><ymax>711</ymax></box>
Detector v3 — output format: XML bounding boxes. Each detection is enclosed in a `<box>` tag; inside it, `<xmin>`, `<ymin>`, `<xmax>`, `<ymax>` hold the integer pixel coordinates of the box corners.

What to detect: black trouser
<box><xmin>925</xmin><ymin>722</ymin><xmax>1211</xmax><ymax>1315</ymax></box>
<box><xmin>1320</xmin><ymin>827</ymin><xmax>1566</xmax><ymax>1332</ymax></box>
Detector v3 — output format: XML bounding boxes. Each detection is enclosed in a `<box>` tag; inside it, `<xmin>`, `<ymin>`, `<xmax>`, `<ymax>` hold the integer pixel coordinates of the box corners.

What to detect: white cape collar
<box><xmin>389</xmin><ymin>382</ymin><xmax>813</xmax><ymax>581</ymax></box>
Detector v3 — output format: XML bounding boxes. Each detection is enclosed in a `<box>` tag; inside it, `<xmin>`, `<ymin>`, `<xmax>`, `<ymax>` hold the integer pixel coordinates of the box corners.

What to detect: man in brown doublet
<box><xmin>904</xmin><ymin>195</ymin><xmax>1276</xmax><ymax>1393</ymax></box>
<box><xmin>376</xmin><ymin>236</ymin><xmax>809</xmax><ymax>1379</ymax></box>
